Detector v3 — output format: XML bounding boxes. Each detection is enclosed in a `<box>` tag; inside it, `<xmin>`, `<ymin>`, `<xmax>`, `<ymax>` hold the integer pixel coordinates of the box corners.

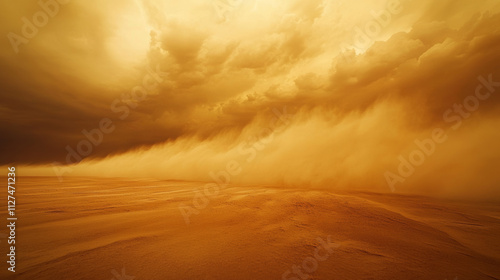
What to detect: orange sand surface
<box><xmin>1</xmin><ymin>177</ymin><xmax>499</xmax><ymax>279</ymax></box>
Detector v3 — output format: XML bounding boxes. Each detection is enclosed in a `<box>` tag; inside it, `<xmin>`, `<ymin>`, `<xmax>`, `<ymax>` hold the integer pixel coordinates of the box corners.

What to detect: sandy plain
<box><xmin>1</xmin><ymin>176</ymin><xmax>499</xmax><ymax>279</ymax></box>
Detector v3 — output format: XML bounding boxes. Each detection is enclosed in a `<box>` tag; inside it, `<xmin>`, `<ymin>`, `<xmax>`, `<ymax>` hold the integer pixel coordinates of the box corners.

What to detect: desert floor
<box><xmin>1</xmin><ymin>176</ymin><xmax>499</xmax><ymax>279</ymax></box>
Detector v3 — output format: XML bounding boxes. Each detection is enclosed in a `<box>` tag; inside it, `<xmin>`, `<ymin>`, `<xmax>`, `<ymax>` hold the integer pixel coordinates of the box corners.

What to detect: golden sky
<box><xmin>1</xmin><ymin>0</ymin><xmax>500</xmax><ymax>199</ymax></box>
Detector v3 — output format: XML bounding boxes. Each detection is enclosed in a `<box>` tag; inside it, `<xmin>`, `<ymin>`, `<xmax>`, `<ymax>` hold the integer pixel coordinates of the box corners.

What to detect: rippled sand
<box><xmin>1</xmin><ymin>177</ymin><xmax>499</xmax><ymax>279</ymax></box>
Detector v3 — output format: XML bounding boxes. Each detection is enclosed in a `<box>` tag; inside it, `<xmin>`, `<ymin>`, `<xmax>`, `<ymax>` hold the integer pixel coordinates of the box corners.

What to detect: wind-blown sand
<box><xmin>1</xmin><ymin>177</ymin><xmax>499</xmax><ymax>279</ymax></box>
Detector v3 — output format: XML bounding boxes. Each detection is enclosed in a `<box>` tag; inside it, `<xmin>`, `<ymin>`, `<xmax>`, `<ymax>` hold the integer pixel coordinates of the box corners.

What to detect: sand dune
<box><xmin>1</xmin><ymin>177</ymin><xmax>499</xmax><ymax>279</ymax></box>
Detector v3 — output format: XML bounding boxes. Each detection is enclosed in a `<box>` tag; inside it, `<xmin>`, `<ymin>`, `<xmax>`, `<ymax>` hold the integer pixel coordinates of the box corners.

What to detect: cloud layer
<box><xmin>2</xmin><ymin>0</ymin><xmax>500</xmax><ymax>198</ymax></box>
